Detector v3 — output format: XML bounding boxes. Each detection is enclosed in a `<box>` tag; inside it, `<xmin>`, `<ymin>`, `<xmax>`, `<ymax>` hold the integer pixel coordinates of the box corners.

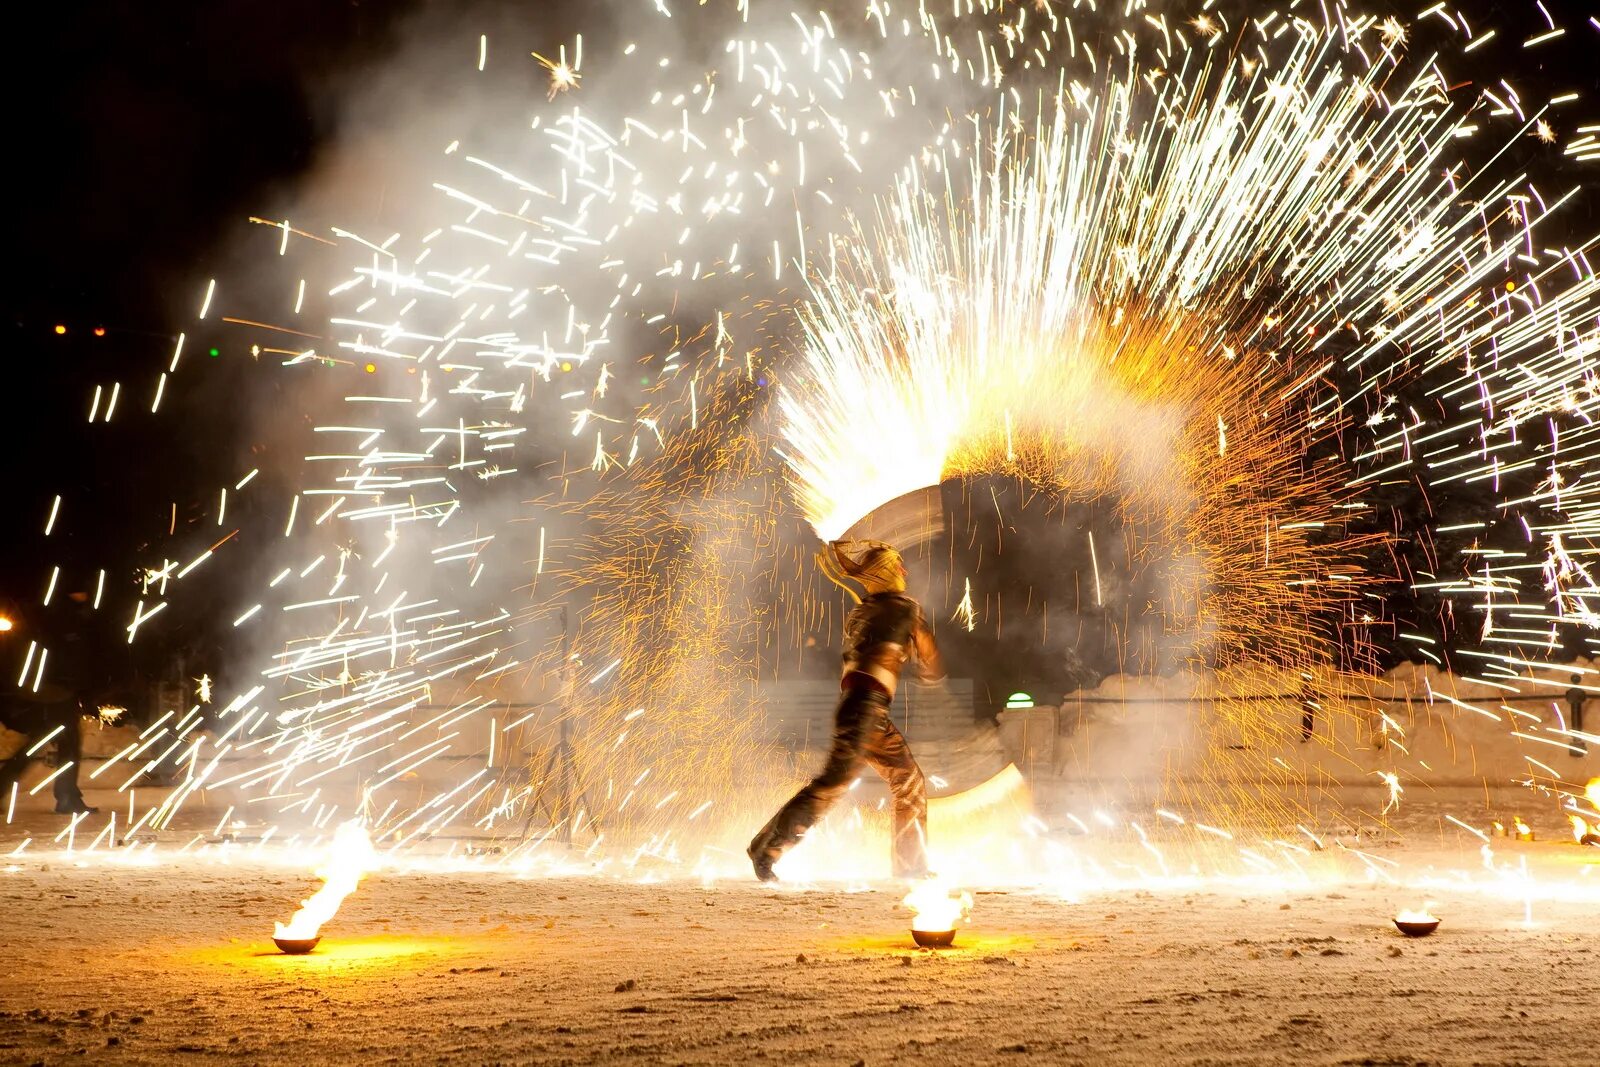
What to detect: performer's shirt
<box><xmin>841</xmin><ymin>592</ymin><xmax>945</xmax><ymax>695</ymax></box>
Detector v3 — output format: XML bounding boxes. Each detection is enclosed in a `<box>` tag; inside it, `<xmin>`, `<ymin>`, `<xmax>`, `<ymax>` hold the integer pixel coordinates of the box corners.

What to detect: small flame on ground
<box><xmin>903</xmin><ymin>878</ymin><xmax>973</xmax><ymax>933</ymax></box>
<box><xmin>274</xmin><ymin>821</ymin><xmax>379</xmax><ymax>941</ymax></box>
<box><xmin>1394</xmin><ymin>902</ymin><xmax>1438</xmax><ymax>924</ymax></box>
<box><xmin>1569</xmin><ymin>814</ymin><xmax>1600</xmax><ymax>845</ymax></box>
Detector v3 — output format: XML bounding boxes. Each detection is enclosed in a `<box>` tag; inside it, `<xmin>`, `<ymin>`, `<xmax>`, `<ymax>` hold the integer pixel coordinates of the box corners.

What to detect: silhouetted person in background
<box><xmin>1299</xmin><ymin>675</ymin><xmax>1318</xmax><ymax>743</ymax></box>
<box><xmin>748</xmin><ymin>540</ymin><xmax>944</xmax><ymax>882</ymax></box>
<box><xmin>1</xmin><ymin>598</ymin><xmax>99</xmax><ymax>814</ymax></box>
<box><xmin>1566</xmin><ymin>674</ymin><xmax>1588</xmax><ymax>757</ymax></box>
<box><xmin>2</xmin><ymin>686</ymin><xmax>95</xmax><ymax>814</ymax></box>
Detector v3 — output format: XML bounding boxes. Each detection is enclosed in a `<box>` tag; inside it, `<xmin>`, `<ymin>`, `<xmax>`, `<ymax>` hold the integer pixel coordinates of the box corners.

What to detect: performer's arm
<box><xmin>911</xmin><ymin>613</ymin><xmax>947</xmax><ymax>684</ymax></box>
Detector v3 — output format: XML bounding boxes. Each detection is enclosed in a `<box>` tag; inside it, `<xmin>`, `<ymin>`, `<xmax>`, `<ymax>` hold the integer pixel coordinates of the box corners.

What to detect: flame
<box><xmin>274</xmin><ymin>822</ymin><xmax>379</xmax><ymax>940</ymax></box>
<box><xmin>1394</xmin><ymin>902</ymin><xmax>1438</xmax><ymax>923</ymax></box>
<box><xmin>1513</xmin><ymin>817</ymin><xmax>1533</xmax><ymax>838</ymax></box>
<box><xmin>1587</xmin><ymin>779</ymin><xmax>1600</xmax><ymax>809</ymax></box>
<box><xmin>902</xmin><ymin>878</ymin><xmax>973</xmax><ymax>933</ymax></box>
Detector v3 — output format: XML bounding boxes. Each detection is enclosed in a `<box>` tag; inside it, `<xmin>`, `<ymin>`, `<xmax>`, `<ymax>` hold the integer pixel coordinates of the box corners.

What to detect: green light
<box><xmin>208</xmin><ymin>347</ymin><xmax>220</xmax><ymax>357</ymax></box>
<box><xmin>1005</xmin><ymin>692</ymin><xmax>1034</xmax><ymax>709</ymax></box>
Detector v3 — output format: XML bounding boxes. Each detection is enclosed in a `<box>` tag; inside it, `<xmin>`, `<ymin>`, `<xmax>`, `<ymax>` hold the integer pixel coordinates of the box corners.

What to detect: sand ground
<box><xmin>3</xmin><ymin>796</ymin><xmax>1599</xmax><ymax>1066</ymax></box>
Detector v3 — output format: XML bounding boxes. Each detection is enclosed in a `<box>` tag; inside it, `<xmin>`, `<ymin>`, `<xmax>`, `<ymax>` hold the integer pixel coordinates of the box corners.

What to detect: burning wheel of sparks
<box><xmin>41</xmin><ymin>1</ymin><xmax>1597</xmax><ymax>880</ymax></box>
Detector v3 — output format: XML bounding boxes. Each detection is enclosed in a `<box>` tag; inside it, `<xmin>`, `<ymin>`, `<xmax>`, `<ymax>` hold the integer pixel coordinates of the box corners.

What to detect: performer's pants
<box><xmin>750</xmin><ymin>683</ymin><xmax>928</xmax><ymax>877</ymax></box>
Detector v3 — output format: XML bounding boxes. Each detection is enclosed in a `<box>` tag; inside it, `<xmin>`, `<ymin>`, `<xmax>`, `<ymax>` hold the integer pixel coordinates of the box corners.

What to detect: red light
<box><xmin>93</xmin><ymin>327</ymin><xmax>106</xmax><ymax>337</ymax></box>
<box><xmin>54</xmin><ymin>324</ymin><xmax>66</xmax><ymax>335</ymax></box>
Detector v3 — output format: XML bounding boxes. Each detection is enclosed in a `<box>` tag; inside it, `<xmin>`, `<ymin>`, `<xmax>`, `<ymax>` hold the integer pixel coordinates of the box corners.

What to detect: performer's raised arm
<box><xmin>911</xmin><ymin>611</ymin><xmax>946</xmax><ymax>684</ymax></box>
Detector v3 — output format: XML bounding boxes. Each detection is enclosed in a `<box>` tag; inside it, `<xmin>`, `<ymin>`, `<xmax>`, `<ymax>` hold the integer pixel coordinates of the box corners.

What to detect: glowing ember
<box><xmin>903</xmin><ymin>878</ymin><xmax>973</xmax><ymax>935</ymax></box>
<box><xmin>274</xmin><ymin>822</ymin><xmax>379</xmax><ymax>943</ymax></box>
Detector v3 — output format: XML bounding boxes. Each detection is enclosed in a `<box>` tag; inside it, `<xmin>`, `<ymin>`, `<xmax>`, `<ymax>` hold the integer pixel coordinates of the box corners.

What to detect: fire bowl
<box><xmin>911</xmin><ymin>928</ymin><xmax>957</xmax><ymax>949</ymax></box>
<box><xmin>273</xmin><ymin>935</ymin><xmax>322</xmax><ymax>955</ymax></box>
<box><xmin>1392</xmin><ymin>918</ymin><xmax>1440</xmax><ymax>938</ymax></box>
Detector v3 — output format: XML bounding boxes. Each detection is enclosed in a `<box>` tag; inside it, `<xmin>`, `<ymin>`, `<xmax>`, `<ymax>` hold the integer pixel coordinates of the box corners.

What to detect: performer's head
<box><xmin>820</xmin><ymin>540</ymin><xmax>907</xmax><ymax>599</ymax></box>
<box><xmin>852</xmin><ymin>545</ymin><xmax>907</xmax><ymax>594</ymax></box>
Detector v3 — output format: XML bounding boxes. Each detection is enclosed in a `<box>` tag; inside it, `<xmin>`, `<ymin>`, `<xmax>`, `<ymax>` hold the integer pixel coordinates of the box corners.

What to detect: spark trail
<box><xmin>13</xmin><ymin>1</ymin><xmax>1600</xmax><ymax>886</ymax></box>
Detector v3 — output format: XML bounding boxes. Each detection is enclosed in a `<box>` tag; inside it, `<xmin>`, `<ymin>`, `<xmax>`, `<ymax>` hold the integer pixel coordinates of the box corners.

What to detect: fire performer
<box><xmin>748</xmin><ymin>540</ymin><xmax>944</xmax><ymax>881</ymax></box>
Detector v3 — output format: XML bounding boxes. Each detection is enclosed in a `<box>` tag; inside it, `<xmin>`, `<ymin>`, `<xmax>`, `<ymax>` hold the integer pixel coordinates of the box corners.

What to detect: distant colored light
<box><xmin>757</xmin><ymin>376</ymin><xmax>768</xmax><ymax>387</ymax></box>
<box><xmin>1005</xmin><ymin>692</ymin><xmax>1034</xmax><ymax>709</ymax></box>
<box><xmin>209</xmin><ymin>347</ymin><xmax>221</xmax><ymax>357</ymax></box>
<box><xmin>640</xmin><ymin>375</ymin><xmax>650</xmax><ymax>385</ymax></box>
<box><xmin>54</xmin><ymin>324</ymin><xmax>66</xmax><ymax>335</ymax></box>
<box><xmin>1506</xmin><ymin>280</ymin><xmax>1517</xmax><ymax>292</ymax></box>
<box><xmin>0</xmin><ymin>616</ymin><xmax>13</xmax><ymax>633</ymax></box>
<box><xmin>560</xmin><ymin>361</ymin><xmax>572</xmax><ymax>372</ymax></box>
<box><xmin>364</xmin><ymin>362</ymin><xmax>377</xmax><ymax>373</ymax></box>
<box><xmin>93</xmin><ymin>327</ymin><xmax>106</xmax><ymax>337</ymax></box>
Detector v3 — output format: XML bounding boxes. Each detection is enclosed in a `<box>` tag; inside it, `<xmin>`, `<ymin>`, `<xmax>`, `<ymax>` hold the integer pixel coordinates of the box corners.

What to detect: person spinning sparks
<box><xmin>748</xmin><ymin>540</ymin><xmax>945</xmax><ymax>882</ymax></box>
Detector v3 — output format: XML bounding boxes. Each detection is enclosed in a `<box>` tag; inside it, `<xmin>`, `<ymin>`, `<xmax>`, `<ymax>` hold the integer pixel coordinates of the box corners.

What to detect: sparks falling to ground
<box><xmin>7</xmin><ymin>0</ymin><xmax>1600</xmax><ymax>892</ymax></box>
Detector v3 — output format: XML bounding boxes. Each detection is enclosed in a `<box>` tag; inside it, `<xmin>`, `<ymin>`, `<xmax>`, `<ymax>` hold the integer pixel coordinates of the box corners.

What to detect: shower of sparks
<box><xmin>953</xmin><ymin>578</ymin><xmax>976</xmax><ymax>633</ymax></box>
<box><xmin>11</xmin><ymin>1</ymin><xmax>1600</xmax><ymax>887</ymax></box>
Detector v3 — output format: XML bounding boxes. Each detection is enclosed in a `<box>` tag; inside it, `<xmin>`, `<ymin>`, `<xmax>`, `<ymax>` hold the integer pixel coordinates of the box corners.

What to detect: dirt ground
<box><xmin>3</xmin><ymin>797</ymin><xmax>1600</xmax><ymax>1066</ymax></box>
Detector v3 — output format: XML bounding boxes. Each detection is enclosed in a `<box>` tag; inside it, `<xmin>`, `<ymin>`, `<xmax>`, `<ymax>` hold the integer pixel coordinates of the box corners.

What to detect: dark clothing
<box><xmin>840</xmin><ymin>592</ymin><xmax>945</xmax><ymax>695</ymax></box>
<box><xmin>844</xmin><ymin>592</ymin><xmax>923</xmax><ymax>656</ymax></box>
<box><xmin>1567</xmin><ymin>687</ymin><xmax>1588</xmax><ymax>755</ymax></box>
<box><xmin>1298</xmin><ymin>684</ymin><xmax>1317</xmax><ymax>743</ymax></box>
<box><xmin>1</xmin><ymin>702</ymin><xmax>89</xmax><ymax>813</ymax></box>
<box><xmin>748</xmin><ymin>683</ymin><xmax>929</xmax><ymax>877</ymax></box>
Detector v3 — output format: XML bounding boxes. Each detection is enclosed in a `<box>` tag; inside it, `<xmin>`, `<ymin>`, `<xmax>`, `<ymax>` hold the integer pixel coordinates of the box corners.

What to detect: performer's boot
<box><xmin>746</xmin><ymin>837</ymin><xmax>779</xmax><ymax>883</ymax></box>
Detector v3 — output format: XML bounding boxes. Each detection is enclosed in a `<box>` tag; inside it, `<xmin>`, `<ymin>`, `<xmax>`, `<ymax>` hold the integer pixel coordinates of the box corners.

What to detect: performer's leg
<box><xmin>862</xmin><ymin>707</ymin><xmax>928</xmax><ymax>879</ymax></box>
<box><xmin>748</xmin><ymin>688</ymin><xmax>876</xmax><ymax>879</ymax></box>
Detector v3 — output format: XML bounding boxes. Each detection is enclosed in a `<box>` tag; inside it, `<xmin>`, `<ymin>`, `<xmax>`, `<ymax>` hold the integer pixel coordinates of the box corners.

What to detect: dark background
<box><xmin>1</xmin><ymin>0</ymin><xmax>1594</xmax><ymax>712</ymax></box>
